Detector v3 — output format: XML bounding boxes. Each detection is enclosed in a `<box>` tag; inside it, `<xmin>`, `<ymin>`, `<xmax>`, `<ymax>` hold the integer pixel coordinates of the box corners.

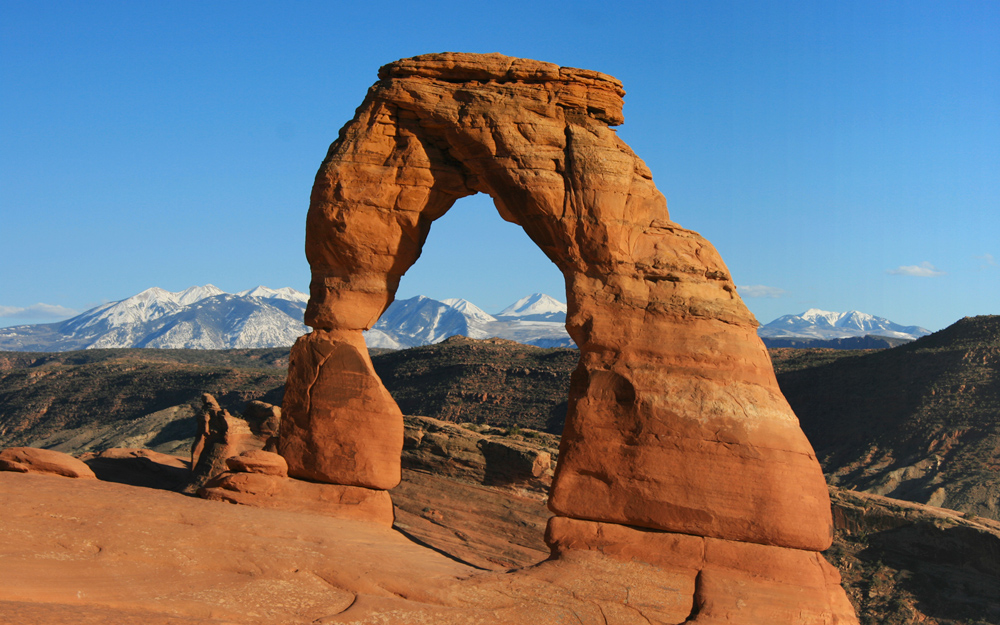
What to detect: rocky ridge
<box><xmin>779</xmin><ymin>315</ymin><xmax>1000</xmax><ymax>521</ymax></box>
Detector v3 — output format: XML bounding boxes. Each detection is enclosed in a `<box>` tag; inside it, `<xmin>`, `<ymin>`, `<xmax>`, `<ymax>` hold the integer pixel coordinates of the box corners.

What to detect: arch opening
<box><xmin>366</xmin><ymin>192</ymin><xmax>575</xmax><ymax>435</ymax></box>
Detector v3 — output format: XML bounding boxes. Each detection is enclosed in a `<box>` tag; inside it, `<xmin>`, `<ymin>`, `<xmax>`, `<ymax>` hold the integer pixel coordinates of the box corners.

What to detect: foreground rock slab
<box><xmin>1</xmin><ymin>473</ymin><xmax>857</xmax><ymax>624</ymax></box>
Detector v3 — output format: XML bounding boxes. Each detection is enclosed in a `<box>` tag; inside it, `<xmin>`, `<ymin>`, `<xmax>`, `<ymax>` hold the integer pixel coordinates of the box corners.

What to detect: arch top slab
<box><xmin>282</xmin><ymin>52</ymin><xmax>834</xmax><ymax>551</ymax></box>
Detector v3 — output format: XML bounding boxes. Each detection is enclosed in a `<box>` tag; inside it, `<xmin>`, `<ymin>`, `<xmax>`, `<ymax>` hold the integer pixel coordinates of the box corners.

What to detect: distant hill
<box><xmin>759</xmin><ymin>308</ymin><xmax>930</xmax><ymax>341</ymax></box>
<box><xmin>0</xmin><ymin>348</ymin><xmax>289</xmax><ymax>454</ymax></box>
<box><xmin>372</xmin><ymin>335</ymin><xmax>577</xmax><ymax>433</ymax></box>
<box><xmin>762</xmin><ymin>335</ymin><xmax>913</xmax><ymax>349</ymax></box>
<box><xmin>774</xmin><ymin>315</ymin><xmax>1000</xmax><ymax>521</ymax></box>
<box><xmin>0</xmin><ymin>338</ymin><xmax>577</xmax><ymax>456</ymax></box>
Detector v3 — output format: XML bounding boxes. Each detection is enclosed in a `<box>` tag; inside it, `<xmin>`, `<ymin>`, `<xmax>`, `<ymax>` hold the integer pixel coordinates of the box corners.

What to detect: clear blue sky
<box><xmin>2</xmin><ymin>1</ymin><xmax>997</xmax><ymax>331</ymax></box>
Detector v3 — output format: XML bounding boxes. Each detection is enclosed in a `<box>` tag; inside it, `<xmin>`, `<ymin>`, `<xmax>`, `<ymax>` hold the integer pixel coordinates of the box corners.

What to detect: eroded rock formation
<box><xmin>0</xmin><ymin>447</ymin><xmax>96</xmax><ymax>479</ymax></box>
<box><xmin>199</xmin><ymin>449</ymin><xmax>394</xmax><ymax>527</ymax></box>
<box><xmin>186</xmin><ymin>393</ymin><xmax>260</xmax><ymax>492</ymax></box>
<box><xmin>282</xmin><ymin>52</ymin><xmax>856</xmax><ymax>621</ymax></box>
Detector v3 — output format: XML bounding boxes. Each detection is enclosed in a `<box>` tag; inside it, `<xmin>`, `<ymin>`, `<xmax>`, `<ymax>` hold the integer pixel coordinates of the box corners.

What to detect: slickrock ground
<box><xmin>3</xmin><ymin>423</ymin><xmax>999</xmax><ymax>623</ymax></box>
<box><xmin>0</xmin><ymin>471</ymin><xmax>709</xmax><ymax>625</ymax></box>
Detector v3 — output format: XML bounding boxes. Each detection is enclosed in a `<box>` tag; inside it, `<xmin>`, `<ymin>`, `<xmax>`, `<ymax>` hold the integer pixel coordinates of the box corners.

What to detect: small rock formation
<box><xmin>0</xmin><ymin>447</ymin><xmax>96</xmax><ymax>479</ymax></box>
<box><xmin>281</xmin><ymin>52</ymin><xmax>856</xmax><ymax>621</ymax></box>
<box><xmin>199</xmin><ymin>449</ymin><xmax>393</xmax><ymax>526</ymax></box>
<box><xmin>225</xmin><ymin>448</ymin><xmax>288</xmax><ymax>475</ymax></box>
<box><xmin>186</xmin><ymin>393</ymin><xmax>264</xmax><ymax>492</ymax></box>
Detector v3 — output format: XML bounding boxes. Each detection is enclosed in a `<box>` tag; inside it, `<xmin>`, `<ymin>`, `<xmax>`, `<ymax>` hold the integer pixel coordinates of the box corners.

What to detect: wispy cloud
<box><xmin>0</xmin><ymin>303</ymin><xmax>79</xmax><ymax>319</ymax></box>
<box><xmin>738</xmin><ymin>285</ymin><xmax>787</xmax><ymax>298</ymax></box>
<box><xmin>975</xmin><ymin>253</ymin><xmax>997</xmax><ymax>270</ymax></box>
<box><xmin>886</xmin><ymin>262</ymin><xmax>945</xmax><ymax>277</ymax></box>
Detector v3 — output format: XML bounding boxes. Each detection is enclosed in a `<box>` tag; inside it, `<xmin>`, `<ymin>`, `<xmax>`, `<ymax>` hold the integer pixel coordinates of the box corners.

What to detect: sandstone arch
<box><xmin>280</xmin><ymin>53</ymin><xmax>857</xmax><ymax>622</ymax></box>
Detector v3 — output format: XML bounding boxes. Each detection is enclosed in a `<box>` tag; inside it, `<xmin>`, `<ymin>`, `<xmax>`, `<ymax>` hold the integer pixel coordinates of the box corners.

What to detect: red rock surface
<box><xmin>0</xmin><ymin>446</ymin><xmax>96</xmax><ymax>479</ymax></box>
<box><xmin>225</xmin><ymin>449</ymin><xmax>288</xmax><ymax>476</ymax></box>
<box><xmin>0</xmin><ymin>472</ymin><xmax>856</xmax><ymax>624</ymax></box>
<box><xmin>198</xmin><ymin>471</ymin><xmax>394</xmax><ymax>526</ymax></box>
<box><xmin>280</xmin><ymin>329</ymin><xmax>403</xmax><ymax>489</ymax></box>
<box><xmin>547</xmin><ymin>516</ymin><xmax>857</xmax><ymax>622</ymax></box>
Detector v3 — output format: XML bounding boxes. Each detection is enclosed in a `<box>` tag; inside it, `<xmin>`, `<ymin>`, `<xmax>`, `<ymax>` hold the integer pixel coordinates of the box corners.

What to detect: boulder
<box><xmin>400</xmin><ymin>415</ymin><xmax>556</xmax><ymax>488</ymax></box>
<box><xmin>225</xmin><ymin>449</ymin><xmax>288</xmax><ymax>476</ymax></box>
<box><xmin>281</xmin><ymin>330</ymin><xmax>404</xmax><ymax>489</ymax></box>
<box><xmin>478</xmin><ymin>438</ymin><xmax>551</xmax><ymax>485</ymax></box>
<box><xmin>0</xmin><ymin>447</ymin><xmax>96</xmax><ymax>479</ymax></box>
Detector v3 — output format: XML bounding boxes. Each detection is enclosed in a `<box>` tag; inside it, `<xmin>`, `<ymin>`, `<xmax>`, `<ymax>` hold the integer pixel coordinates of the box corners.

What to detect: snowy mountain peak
<box><xmin>0</xmin><ymin>285</ymin><xmax>311</xmax><ymax>351</ymax></box>
<box><xmin>176</xmin><ymin>284</ymin><xmax>225</xmax><ymax>306</ymax></box>
<box><xmin>497</xmin><ymin>293</ymin><xmax>567</xmax><ymax>321</ymax></box>
<box><xmin>0</xmin><ymin>289</ymin><xmax>574</xmax><ymax>352</ymax></box>
<box><xmin>441</xmin><ymin>298</ymin><xmax>496</xmax><ymax>323</ymax></box>
<box><xmin>800</xmin><ymin>308</ymin><xmax>838</xmax><ymax>322</ymax></box>
<box><xmin>238</xmin><ymin>286</ymin><xmax>309</xmax><ymax>303</ymax></box>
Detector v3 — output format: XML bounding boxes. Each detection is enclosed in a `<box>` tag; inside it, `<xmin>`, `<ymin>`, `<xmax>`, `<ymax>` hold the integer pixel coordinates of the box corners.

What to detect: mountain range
<box><xmin>758</xmin><ymin>308</ymin><xmax>930</xmax><ymax>341</ymax></box>
<box><xmin>0</xmin><ymin>285</ymin><xmax>929</xmax><ymax>351</ymax></box>
<box><xmin>0</xmin><ymin>287</ymin><xmax>572</xmax><ymax>351</ymax></box>
<box><xmin>0</xmin><ymin>286</ymin><xmax>310</xmax><ymax>351</ymax></box>
<box><xmin>365</xmin><ymin>293</ymin><xmax>570</xmax><ymax>349</ymax></box>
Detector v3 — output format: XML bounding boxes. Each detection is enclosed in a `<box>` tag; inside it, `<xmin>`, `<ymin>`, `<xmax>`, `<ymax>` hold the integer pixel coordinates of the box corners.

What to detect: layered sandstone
<box><xmin>282</xmin><ymin>52</ymin><xmax>854</xmax><ymax>621</ymax></box>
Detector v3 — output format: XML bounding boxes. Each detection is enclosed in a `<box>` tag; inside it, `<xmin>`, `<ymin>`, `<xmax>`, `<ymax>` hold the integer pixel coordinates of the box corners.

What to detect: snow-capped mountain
<box><xmin>758</xmin><ymin>308</ymin><xmax>930</xmax><ymax>341</ymax></box>
<box><xmin>237</xmin><ymin>286</ymin><xmax>308</xmax><ymax>303</ymax></box>
<box><xmin>363</xmin><ymin>295</ymin><xmax>572</xmax><ymax>349</ymax></box>
<box><xmin>0</xmin><ymin>288</ymin><xmax>573</xmax><ymax>351</ymax></box>
<box><xmin>0</xmin><ymin>285</ymin><xmax>309</xmax><ymax>351</ymax></box>
<box><xmin>440</xmin><ymin>298</ymin><xmax>496</xmax><ymax>323</ymax></box>
<box><xmin>496</xmin><ymin>293</ymin><xmax>567</xmax><ymax>322</ymax></box>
